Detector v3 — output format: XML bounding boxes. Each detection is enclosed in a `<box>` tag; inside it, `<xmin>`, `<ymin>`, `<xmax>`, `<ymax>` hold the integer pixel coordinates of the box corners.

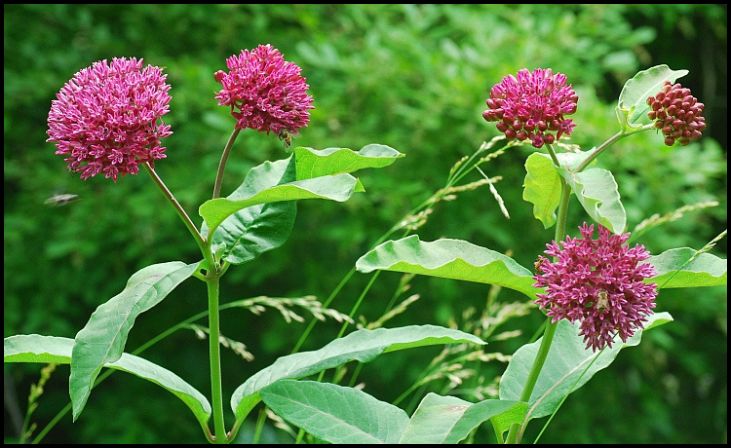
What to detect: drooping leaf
<box><xmin>523</xmin><ymin>153</ymin><xmax>562</xmax><ymax>229</ymax></box>
<box><xmin>356</xmin><ymin>236</ymin><xmax>539</xmax><ymax>299</ymax></box>
<box><xmin>5</xmin><ymin>335</ymin><xmax>210</xmax><ymax>430</ymax></box>
<box><xmin>199</xmin><ymin>173</ymin><xmax>364</xmax><ymax>233</ymax></box>
<box><xmin>230</xmin><ymin>325</ymin><xmax>485</xmax><ymax>421</ymax></box>
<box><xmin>648</xmin><ymin>248</ymin><xmax>727</xmax><ymax>288</ymax></box>
<box><xmin>293</xmin><ymin>144</ymin><xmax>404</xmax><ymax>180</ymax></box>
<box><xmin>617</xmin><ymin>64</ymin><xmax>688</xmax><ymax>128</ymax></box>
<box><xmin>262</xmin><ymin>380</ymin><xmax>409</xmax><ymax>444</ymax></box>
<box><xmin>399</xmin><ymin>393</ymin><xmax>527</xmax><ymax>444</ymax></box>
<box><xmin>70</xmin><ymin>261</ymin><xmax>198</xmax><ymax>421</ymax></box>
<box><xmin>499</xmin><ymin>312</ymin><xmax>672</xmax><ymax>421</ymax></box>
<box><xmin>202</xmin><ymin>158</ymin><xmax>297</xmax><ymax>265</ymax></box>
<box><xmin>560</xmin><ymin>167</ymin><xmax>627</xmax><ymax>234</ymax></box>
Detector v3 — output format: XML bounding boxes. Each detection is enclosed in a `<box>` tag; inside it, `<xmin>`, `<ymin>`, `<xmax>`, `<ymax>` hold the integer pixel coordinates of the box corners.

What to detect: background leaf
<box><xmin>523</xmin><ymin>153</ymin><xmax>562</xmax><ymax>229</ymax></box>
<box><xmin>617</xmin><ymin>64</ymin><xmax>688</xmax><ymax>127</ymax></box>
<box><xmin>70</xmin><ymin>262</ymin><xmax>198</xmax><ymax>421</ymax></box>
<box><xmin>648</xmin><ymin>248</ymin><xmax>727</xmax><ymax>288</ymax></box>
<box><xmin>5</xmin><ymin>335</ymin><xmax>211</xmax><ymax>430</ymax></box>
<box><xmin>230</xmin><ymin>325</ymin><xmax>485</xmax><ymax>420</ymax></box>
<box><xmin>356</xmin><ymin>235</ymin><xmax>539</xmax><ymax>299</ymax></box>
<box><xmin>293</xmin><ymin>144</ymin><xmax>404</xmax><ymax>180</ymax></box>
<box><xmin>561</xmin><ymin>167</ymin><xmax>627</xmax><ymax>234</ymax></box>
<box><xmin>499</xmin><ymin>312</ymin><xmax>673</xmax><ymax>421</ymax></box>
<box><xmin>261</xmin><ymin>380</ymin><xmax>409</xmax><ymax>444</ymax></box>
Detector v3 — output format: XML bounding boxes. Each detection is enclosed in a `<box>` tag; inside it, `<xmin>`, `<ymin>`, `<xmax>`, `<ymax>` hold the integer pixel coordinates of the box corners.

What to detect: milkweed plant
<box><xmin>4</xmin><ymin>45</ymin><xmax>726</xmax><ymax>444</ymax></box>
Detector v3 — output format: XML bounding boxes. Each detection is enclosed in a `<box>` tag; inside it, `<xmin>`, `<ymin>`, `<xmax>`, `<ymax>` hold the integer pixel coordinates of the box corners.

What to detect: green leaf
<box><xmin>356</xmin><ymin>235</ymin><xmax>539</xmax><ymax>299</ymax></box>
<box><xmin>70</xmin><ymin>261</ymin><xmax>198</xmax><ymax>421</ymax></box>
<box><xmin>5</xmin><ymin>335</ymin><xmax>210</xmax><ymax>430</ymax></box>
<box><xmin>499</xmin><ymin>312</ymin><xmax>673</xmax><ymax>421</ymax></box>
<box><xmin>560</xmin><ymin>167</ymin><xmax>627</xmax><ymax>234</ymax></box>
<box><xmin>293</xmin><ymin>144</ymin><xmax>404</xmax><ymax>180</ymax></box>
<box><xmin>261</xmin><ymin>380</ymin><xmax>409</xmax><ymax>444</ymax></box>
<box><xmin>199</xmin><ymin>173</ymin><xmax>364</xmax><ymax>233</ymax></box>
<box><xmin>230</xmin><ymin>325</ymin><xmax>485</xmax><ymax>420</ymax></box>
<box><xmin>399</xmin><ymin>393</ymin><xmax>527</xmax><ymax>444</ymax></box>
<box><xmin>617</xmin><ymin>64</ymin><xmax>688</xmax><ymax>128</ymax></box>
<box><xmin>203</xmin><ymin>158</ymin><xmax>297</xmax><ymax>265</ymax></box>
<box><xmin>523</xmin><ymin>153</ymin><xmax>562</xmax><ymax>228</ymax></box>
<box><xmin>648</xmin><ymin>248</ymin><xmax>727</xmax><ymax>288</ymax></box>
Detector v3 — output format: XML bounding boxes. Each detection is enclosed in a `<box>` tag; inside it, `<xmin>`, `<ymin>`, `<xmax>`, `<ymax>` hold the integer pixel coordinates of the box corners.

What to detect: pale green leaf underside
<box><xmin>356</xmin><ymin>235</ymin><xmax>539</xmax><ymax>299</ymax></box>
<box><xmin>199</xmin><ymin>174</ymin><xmax>364</xmax><ymax>233</ymax></box>
<box><xmin>231</xmin><ymin>325</ymin><xmax>485</xmax><ymax>420</ymax></box>
<box><xmin>648</xmin><ymin>248</ymin><xmax>727</xmax><ymax>288</ymax></box>
<box><xmin>400</xmin><ymin>393</ymin><xmax>527</xmax><ymax>444</ymax></box>
<box><xmin>523</xmin><ymin>153</ymin><xmax>562</xmax><ymax>228</ymax></box>
<box><xmin>561</xmin><ymin>167</ymin><xmax>627</xmax><ymax>234</ymax></box>
<box><xmin>5</xmin><ymin>335</ymin><xmax>210</xmax><ymax>429</ymax></box>
<box><xmin>262</xmin><ymin>380</ymin><xmax>409</xmax><ymax>444</ymax></box>
<box><xmin>70</xmin><ymin>261</ymin><xmax>198</xmax><ymax>421</ymax></box>
<box><xmin>293</xmin><ymin>144</ymin><xmax>404</xmax><ymax>180</ymax></box>
<box><xmin>618</xmin><ymin>64</ymin><xmax>688</xmax><ymax>127</ymax></box>
<box><xmin>499</xmin><ymin>312</ymin><xmax>673</xmax><ymax>420</ymax></box>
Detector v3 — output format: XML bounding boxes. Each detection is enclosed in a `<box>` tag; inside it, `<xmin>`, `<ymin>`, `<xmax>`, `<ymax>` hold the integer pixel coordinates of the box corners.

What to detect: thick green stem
<box><xmin>207</xmin><ymin>275</ymin><xmax>227</xmax><ymax>443</ymax></box>
<box><xmin>213</xmin><ymin>127</ymin><xmax>242</xmax><ymax>199</ymax></box>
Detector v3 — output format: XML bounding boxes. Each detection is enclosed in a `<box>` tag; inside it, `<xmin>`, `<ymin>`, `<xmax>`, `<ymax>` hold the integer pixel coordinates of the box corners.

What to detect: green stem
<box><xmin>207</xmin><ymin>274</ymin><xmax>227</xmax><ymax>444</ymax></box>
<box><xmin>575</xmin><ymin>124</ymin><xmax>653</xmax><ymax>173</ymax></box>
<box><xmin>251</xmin><ymin>407</ymin><xmax>267</xmax><ymax>444</ymax></box>
<box><xmin>213</xmin><ymin>127</ymin><xmax>242</xmax><ymax>199</ymax></box>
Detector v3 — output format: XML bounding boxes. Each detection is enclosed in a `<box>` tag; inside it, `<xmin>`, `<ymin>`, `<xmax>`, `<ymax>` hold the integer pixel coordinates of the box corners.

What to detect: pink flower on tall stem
<box><xmin>47</xmin><ymin>58</ymin><xmax>172</xmax><ymax>181</ymax></box>
<box><xmin>214</xmin><ymin>44</ymin><xmax>313</xmax><ymax>136</ymax></box>
<box><xmin>534</xmin><ymin>223</ymin><xmax>658</xmax><ymax>351</ymax></box>
<box><xmin>483</xmin><ymin>68</ymin><xmax>578</xmax><ymax>148</ymax></box>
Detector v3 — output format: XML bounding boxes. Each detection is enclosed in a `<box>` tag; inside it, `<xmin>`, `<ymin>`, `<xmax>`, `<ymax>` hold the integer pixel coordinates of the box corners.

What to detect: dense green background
<box><xmin>4</xmin><ymin>4</ymin><xmax>727</xmax><ymax>444</ymax></box>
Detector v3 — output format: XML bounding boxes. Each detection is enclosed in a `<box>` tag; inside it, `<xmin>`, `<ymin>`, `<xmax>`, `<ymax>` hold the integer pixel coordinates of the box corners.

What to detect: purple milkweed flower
<box><xmin>534</xmin><ymin>223</ymin><xmax>658</xmax><ymax>351</ymax></box>
<box><xmin>47</xmin><ymin>58</ymin><xmax>172</xmax><ymax>181</ymax></box>
<box><xmin>647</xmin><ymin>81</ymin><xmax>705</xmax><ymax>146</ymax></box>
<box><xmin>214</xmin><ymin>44</ymin><xmax>314</xmax><ymax>137</ymax></box>
<box><xmin>483</xmin><ymin>68</ymin><xmax>578</xmax><ymax>148</ymax></box>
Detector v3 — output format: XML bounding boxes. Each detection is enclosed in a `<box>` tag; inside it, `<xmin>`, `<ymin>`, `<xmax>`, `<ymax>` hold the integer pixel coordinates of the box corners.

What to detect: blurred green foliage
<box><xmin>4</xmin><ymin>4</ymin><xmax>727</xmax><ymax>444</ymax></box>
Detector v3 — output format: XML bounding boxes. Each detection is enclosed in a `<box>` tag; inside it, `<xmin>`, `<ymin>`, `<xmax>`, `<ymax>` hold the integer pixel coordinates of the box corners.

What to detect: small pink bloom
<box><xmin>483</xmin><ymin>68</ymin><xmax>578</xmax><ymax>148</ymax></box>
<box><xmin>534</xmin><ymin>223</ymin><xmax>658</xmax><ymax>351</ymax></box>
<box><xmin>47</xmin><ymin>58</ymin><xmax>171</xmax><ymax>181</ymax></box>
<box><xmin>215</xmin><ymin>44</ymin><xmax>313</xmax><ymax>136</ymax></box>
<box><xmin>647</xmin><ymin>81</ymin><xmax>705</xmax><ymax>146</ymax></box>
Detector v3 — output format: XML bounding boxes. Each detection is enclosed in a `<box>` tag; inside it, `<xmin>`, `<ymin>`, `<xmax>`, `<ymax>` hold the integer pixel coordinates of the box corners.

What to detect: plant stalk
<box><xmin>207</xmin><ymin>274</ymin><xmax>227</xmax><ymax>443</ymax></box>
<box><xmin>213</xmin><ymin>128</ymin><xmax>242</xmax><ymax>199</ymax></box>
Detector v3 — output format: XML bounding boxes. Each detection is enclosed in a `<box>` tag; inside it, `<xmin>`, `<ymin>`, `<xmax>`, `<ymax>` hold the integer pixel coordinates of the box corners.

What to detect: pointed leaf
<box><xmin>523</xmin><ymin>153</ymin><xmax>562</xmax><ymax>228</ymax></box>
<box><xmin>70</xmin><ymin>261</ymin><xmax>198</xmax><ymax>420</ymax></box>
<box><xmin>648</xmin><ymin>248</ymin><xmax>727</xmax><ymax>288</ymax></box>
<box><xmin>617</xmin><ymin>64</ymin><xmax>688</xmax><ymax>128</ymax></box>
<box><xmin>230</xmin><ymin>325</ymin><xmax>485</xmax><ymax>420</ymax></box>
<box><xmin>399</xmin><ymin>393</ymin><xmax>527</xmax><ymax>444</ymax></box>
<box><xmin>294</xmin><ymin>144</ymin><xmax>404</xmax><ymax>180</ymax></box>
<box><xmin>5</xmin><ymin>335</ymin><xmax>211</xmax><ymax>429</ymax></box>
<box><xmin>356</xmin><ymin>236</ymin><xmax>539</xmax><ymax>299</ymax></box>
<box><xmin>561</xmin><ymin>167</ymin><xmax>627</xmax><ymax>234</ymax></box>
<box><xmin>262</xmin><ymin>380</ymin><xmax>408</xmax><ymax>444</ymax></box>
<box><xmin>499</xmin><ymin>312</ymin><xmax>672</xmax><ymax>421</ymax></box>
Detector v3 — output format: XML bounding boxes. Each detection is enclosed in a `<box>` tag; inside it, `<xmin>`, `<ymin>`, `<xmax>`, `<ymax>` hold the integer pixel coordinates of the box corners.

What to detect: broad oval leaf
<box><xmin>294</xmin><ymin>144</ymin><xmax>404</xmax><ymax>180</ymax></box>
<box><xmin>617</xmin><ymin>64</ymin><xmax>688</xmax><ymax>128</ymax></box>
<box><xmin>560</xmin><ymin>167</ymin><xmax>627</xmax><ymax>234</ymax></box>
<box><xmin>523</xmin><ymin>153</ymin><xmax>562</xmax><ymax>229</ymax></box>
<box><xmin>262</xmin><ymin>380</ymin><xmax>409</xmax><ymax>444</ymax></box>
<box><xmin>499</xmin><ymin>312</ymin><xmax>672</xmax><ymax>421</ymax></box>
<box><xmin>5</xmin><ymin>335</ymin><xmax>211</xmax><ymax>430</ymax></box>
<box><xmin>648</xmin><ymin>248</ymin><xmax>727</xmax><ymax>288</ymax></box>
<box><xmin>356</xmin><ymin>236</ymin><xmax>539</xmax><ymax>299</ymax></box>
<box><xmin>199</xmin><ymin>173</ymin><xmax>364</xmax><ymax>233</ymax></box>
<box><xmin>230</xmin><ymin>325</ymin><xmax>484</xmax><ymax>420</ymax></box>
<box><xmin>399</xmin><ymin>393</ymin><xmax>527</xmax><ymax>444</ymax></box>
<box><xmin>70</xmin><ymin>261</ymin><xmax>198</xmax><ymax>421</ymax></box>
<box><xmin>203</xmin><ymin>158</ymin><xmax>297</xmax><ymax>265</ymax></box>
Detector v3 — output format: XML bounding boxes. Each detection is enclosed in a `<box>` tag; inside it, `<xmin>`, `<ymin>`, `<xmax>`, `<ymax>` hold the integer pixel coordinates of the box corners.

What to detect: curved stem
<box><xmin>575</xmin><ymin>130</ymin><xmax>623</xmax><ymax>172</ymax></box>
<box><xmin>144</xmin><ymin>163</ymin><xmax>207</xmax><ymax>253</ymax></box>
<box><xmin>213</xmin><ymin>128</ymin><xmax>242</xmax><ymax>199</ymax></box>
<box><xmin>207</xmin><ymin>275</ymin><xmax>227</xmax><ymax>444</ymax></box>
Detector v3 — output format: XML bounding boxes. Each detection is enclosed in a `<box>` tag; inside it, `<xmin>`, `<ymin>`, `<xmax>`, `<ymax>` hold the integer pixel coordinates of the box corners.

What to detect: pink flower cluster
<box><xmin>214</xmin><ymin>44</ymin><xmax>313</xmax><ymax>136</ymax></box>
<box><xmin>47</xmin><ymin>58</ymin><xmax>171</xmax><ymax>180</ymax></box>
<box><xmin>647</xmin><ymin>81</ymin><xmax>705</xmax><ymax>146</ymax></box>
<box><xmin>483</xmin><ymin>68</ymin><xmax>578</xmax><ymax>148</ymax></box>
<box><xmin>534</xmin><ymin>224</ymin><xmax>658</xmax><ymax>351</ymax></box>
